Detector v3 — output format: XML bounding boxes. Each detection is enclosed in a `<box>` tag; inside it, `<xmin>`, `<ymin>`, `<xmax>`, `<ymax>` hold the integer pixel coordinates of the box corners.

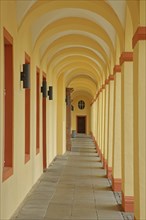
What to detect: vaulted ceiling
<box><xmin>16</xmin><ymin>0</ymin><xmax>129</xmax><ymax>101</ymax></box>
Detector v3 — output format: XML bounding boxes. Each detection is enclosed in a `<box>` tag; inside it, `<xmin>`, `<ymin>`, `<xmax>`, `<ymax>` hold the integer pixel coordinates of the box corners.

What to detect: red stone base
<box><xmin>90</xmin><ymin>134</ymin><xmax>102</xmax><ymax>162</ymax></box>
<box><xmin>103</xmin><ymin>158</ymin><xmax>107</xmax><ymax>170</ymax></box>
<box><xmin>98</xmin><ymin>148</ymin><xmax>102</xmax><ymax>159</ymax></box>
<box><xmin>111</xmin><ymin>176</ymin><xmax>122</xmax><ymax>192</ymax></box>
<box><xmin>107</xmin><ymin>166</ymin><xmax>112</xmax><ymax>179</ymax></box>
<box><xmin>95</xmin><ymin>142</ymin><xmax>101</xmax><ymax>159</ymax></box>
<box><xmin>101</xmin><ymin>153</ymin><xmax>104</xmax><ymax>162</ymax></box>
<box><xmin>122</xmin><ymin>191</ymin><xmax>134</xmax><ymax>212</ymax></box>
<box><xmin>94</xmin><ymin>140</ymin><xmax>98</xmax><ymax>152</ymax></box>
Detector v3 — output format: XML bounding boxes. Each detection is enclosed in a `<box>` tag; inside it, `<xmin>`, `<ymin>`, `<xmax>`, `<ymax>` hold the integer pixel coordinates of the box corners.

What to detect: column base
<box><xmin>122</xmin><ymin>191</ymin><xmax>134</xmax><ymax>212</ymax></box>
<box><xmin>95</xmin><ymin>142</ymin><xmax>101</xmax><ymax>159</ymax></box>
<box><xmin>95</xmin><ymin>140</ymin><xmax>98</xmax><ymax>152</ymax></box>
<box><xmin>107</xmin><ymin>166</ymin><xmax>112</xmax><ymax>179</ymax></box>
<box><xmin>98</xmin><ymin>148</ymin><xmax>102</xmax><ymax>159</ymax></box>
<box><xmin>111</xmin><ymin>176</ymin><xmax>122</xmax><ymax>192</ymax></box>
<box><xmin>101</xmin><ymin>153</ymin><xmax>104</xmax><ymax>162</ymax></box>
<box><xmin>103</xmin><ymin>158</ymin><xmax>107</xmax><ymax>170</ymax></box>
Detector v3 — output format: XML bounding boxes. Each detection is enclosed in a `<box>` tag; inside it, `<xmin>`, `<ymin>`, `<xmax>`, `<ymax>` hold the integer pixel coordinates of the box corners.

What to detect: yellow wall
<box><xmin>71</xmin><ymin>95</ymin><xmax>91</xmax><ymax>134</ymax></box>
<box><xmin>57</xmin><ymin>73</ymin><xmax>66</xmax><ymax>155</ymax></box>
<box><xmin>0</xmin><ymin>2</ymin><xmax>57</xmax><ymax>219</ymax></box>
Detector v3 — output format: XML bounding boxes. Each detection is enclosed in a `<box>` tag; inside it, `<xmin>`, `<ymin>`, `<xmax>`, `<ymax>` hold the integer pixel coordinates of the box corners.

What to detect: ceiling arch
<box><xmin>67</xmin><ymin>74</ymin><xmax>97</xmax><ymax>88</ymax></box>
<box><xmin>44</xmin><ymin>45</ymin><xmax>108</xmax><ymax>69</ymax></box>
<box><xmin>72</xmin><ymin>90</ymin><xmax>93</xmax><ymax>101</ymax></box>
<box><xmin>41</xmin><ymin>39</ymin><xmax>108</xmax><ymax>65</ymax></box>
<box><xmin>31</xmin><ymin>9</ymin><xmax>116</xmax><ymax>47</ymax></box>
<box><xmin>18</xmin><ymin>0</ymin><xmax>124</xmax><ymax>47</ymax></box>
<box><xmin>50</xmin><ymin>56</ymin><xmax>103</xmax><ymax>84</ymax></box>
<box><xmin>40</xmin><ymin>34</ymin><xmax>111</xmax><ymax>74</ymax></box>
<box><xmin>69</xmin><ymin>80</ymin><xmax>96</xmax><ymax>98</ymax></box>
<box><xmin>33</xmin><ymin>17</ymin><xmax>114</xmax><ymax>58</ymax></box>
<box><xmin>64</xmin><ymin>68</ymin><xmax>99</xmax><ymax>88</ymax></box>
<box><xmin>47</xmin><ymin>51</ymin><xmax>106</xmax><ymax>79</ymax></box>
<box><xmin>15</xmin><ymin>0</ymin><xmax>130</xmax><ymax>102</ymax></box>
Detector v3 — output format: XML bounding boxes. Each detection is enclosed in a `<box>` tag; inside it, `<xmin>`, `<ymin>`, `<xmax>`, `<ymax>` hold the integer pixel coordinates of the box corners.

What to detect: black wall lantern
<box><xmin>48</xmin><ymin>86</ymin><xmax>53</xmax><ymax>100</ymax></box>
<box><xmin>41</xmin><ymin>80</ymin><xmax>47</xmax><ymax>97</ymax></box>
<box><xmin>20</xmin><ymin>63</ymin><xmax>30</xmax><ymax>89</ymax></box>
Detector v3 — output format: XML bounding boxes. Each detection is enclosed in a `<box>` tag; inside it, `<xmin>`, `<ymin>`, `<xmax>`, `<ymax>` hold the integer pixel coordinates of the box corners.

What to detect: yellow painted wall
<box><xmin>48</xmin><ymin>75</ymin><xmax>57</xmax><ymax>164</ymax></box>
<box><xmin>0</xmin><ymin>2</ymin><xmax>57</xmax><ymax>219</ymax></box>
<box><xmin>71</xmin><ymin>95</ymin><xmax>91</xmax><ymax>134</ymax></box>
<box><xmin>57</xmin><ymin>73</ymin><xmax>66</xmax><ymax>155</ymax></box>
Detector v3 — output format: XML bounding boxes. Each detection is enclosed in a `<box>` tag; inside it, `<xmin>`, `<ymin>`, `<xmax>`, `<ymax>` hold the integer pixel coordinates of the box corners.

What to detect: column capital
<box><xmin>113</xmin><ymin>65</ymin><xmax>121</xmax><ymax>75</ymax></box>
<box><xmin>108</xmin><ymin>74</ymin><xmax>114</xmax><ymax>81</ymax></box>
<box><xmin>105</xmin><ymin>79</ymin><xmax>109</xmax><ymax>85</ymax></box>
<box><xmin>120</xmin><ymin>52</ymin><xmax>133</xmax><ymax>65</ymax></box>
<box><xmin>132</xmin><ymin>26</ymin><xmax>146</xmax><ymax>48</ymax></box>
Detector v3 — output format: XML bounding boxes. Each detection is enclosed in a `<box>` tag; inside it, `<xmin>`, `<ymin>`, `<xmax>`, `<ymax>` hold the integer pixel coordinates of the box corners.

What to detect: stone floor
<box><xmin>12</xmin><ymin>134</ymin><xmax>134</xmax><ymax>220</ymax></box>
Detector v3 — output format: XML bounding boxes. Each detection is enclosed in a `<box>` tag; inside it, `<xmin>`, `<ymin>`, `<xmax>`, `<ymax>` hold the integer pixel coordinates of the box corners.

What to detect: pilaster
<box><xmin>112</xmin><ymin>65</ymin><xmax>122</xmax><ymax>192</ymax></box>
<box><xmin>107</xmin><ymin>75</ymin><xmax>114</xmax><ymax>179</ymax></box>
<box><xmin>133</xmin><ymin>26</ymin><xmax>146</xmax><ymax>220</ymax></box>
<box><xmin>120</xmin><ymin>51</ymin><xmax>134</xmax><ymax>212</ymax></box>
<box><xmin>66</xmin><ymin>88</ymin><xmax>73</xmax><ymax>151</ymax></box>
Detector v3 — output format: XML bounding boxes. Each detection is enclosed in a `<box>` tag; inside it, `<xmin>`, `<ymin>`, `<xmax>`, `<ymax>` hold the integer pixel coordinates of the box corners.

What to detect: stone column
<box><xmin>98</xmin><ymin>89</ymin><xmax>102</xmax><ymax>159</ymax></box>
<box><xmin>103</xmin><ymin>79</ymin><xmax>109</xmax><ymax>170</ymax></box>
<box><xmin>107</xmin><ymin>75</ymin><xmax>114</xmax><ymax>179</ymax></box>
<box><xmin>101</xmin><ymin>85</ymin><xmax>105</xmax><ymax>163</ymax></box>
<box><xmin>96</xmin><ymin>91</ymin><xmax>100</xmax><ymax>155</ymax></box>
<box><xmin>120</xmin><ymin>52</ymin><xmax>134</xmax><ymax>212</ymax></box>
<box><xmin>66</xmin><ymin>88</ymin><xmax>73</xmax><ymax>151</ymax></box>
<box><xmin>133</xmin><ymin>26</ymin><xmax>146</xmax><ymax>220</ymax></box>
<box><xmin>112</xmin><ymin>65</ymin><xmax>122</xmax><ymax>192</ymax></box>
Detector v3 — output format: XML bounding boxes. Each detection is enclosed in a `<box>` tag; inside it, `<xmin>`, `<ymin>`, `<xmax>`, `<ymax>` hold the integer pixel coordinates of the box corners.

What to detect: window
<box><xmin>3</xmin><ymin>28</ymin><xmax>14</xmax><ymax>181</ymax></box>
<box><xmin>78</xmin><ymin>100</ymin><xmax>85</xmax><ymax>110</ymax></box>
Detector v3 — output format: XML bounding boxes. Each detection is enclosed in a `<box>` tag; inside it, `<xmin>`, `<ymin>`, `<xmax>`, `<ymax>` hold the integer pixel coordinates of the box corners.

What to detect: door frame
<box><xmin>76</xmin><ymin>115</ymin><xmax>87</xmax><ymax>134</ymax></box>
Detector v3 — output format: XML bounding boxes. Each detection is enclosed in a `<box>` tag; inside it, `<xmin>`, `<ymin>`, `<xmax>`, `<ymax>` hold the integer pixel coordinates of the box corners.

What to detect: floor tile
<box><xmin>11</xmin><ymin>134</ymin><xmax>127</xmax><ymax>220</ymax></box>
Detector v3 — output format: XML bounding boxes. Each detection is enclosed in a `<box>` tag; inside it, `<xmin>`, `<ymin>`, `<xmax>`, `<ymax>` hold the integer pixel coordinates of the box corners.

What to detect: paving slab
<box><xmin>12</xmin><ymin>134</ymin><xmax>133</xmax><ymax>220</ymax></box>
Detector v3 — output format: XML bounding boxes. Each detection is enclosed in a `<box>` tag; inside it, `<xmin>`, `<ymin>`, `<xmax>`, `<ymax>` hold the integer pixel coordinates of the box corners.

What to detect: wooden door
<box><xmin>77</xmin><ymin>116</ymin><xmax>86</xmax><ymax>133</ymax></box>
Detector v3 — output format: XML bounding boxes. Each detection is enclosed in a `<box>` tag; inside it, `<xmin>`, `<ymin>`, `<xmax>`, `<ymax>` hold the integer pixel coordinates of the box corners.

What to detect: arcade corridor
<box><xmin>0</xmin><ymin>1</ymin><xmax>146</xmax><ymax>220</ymax></box>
